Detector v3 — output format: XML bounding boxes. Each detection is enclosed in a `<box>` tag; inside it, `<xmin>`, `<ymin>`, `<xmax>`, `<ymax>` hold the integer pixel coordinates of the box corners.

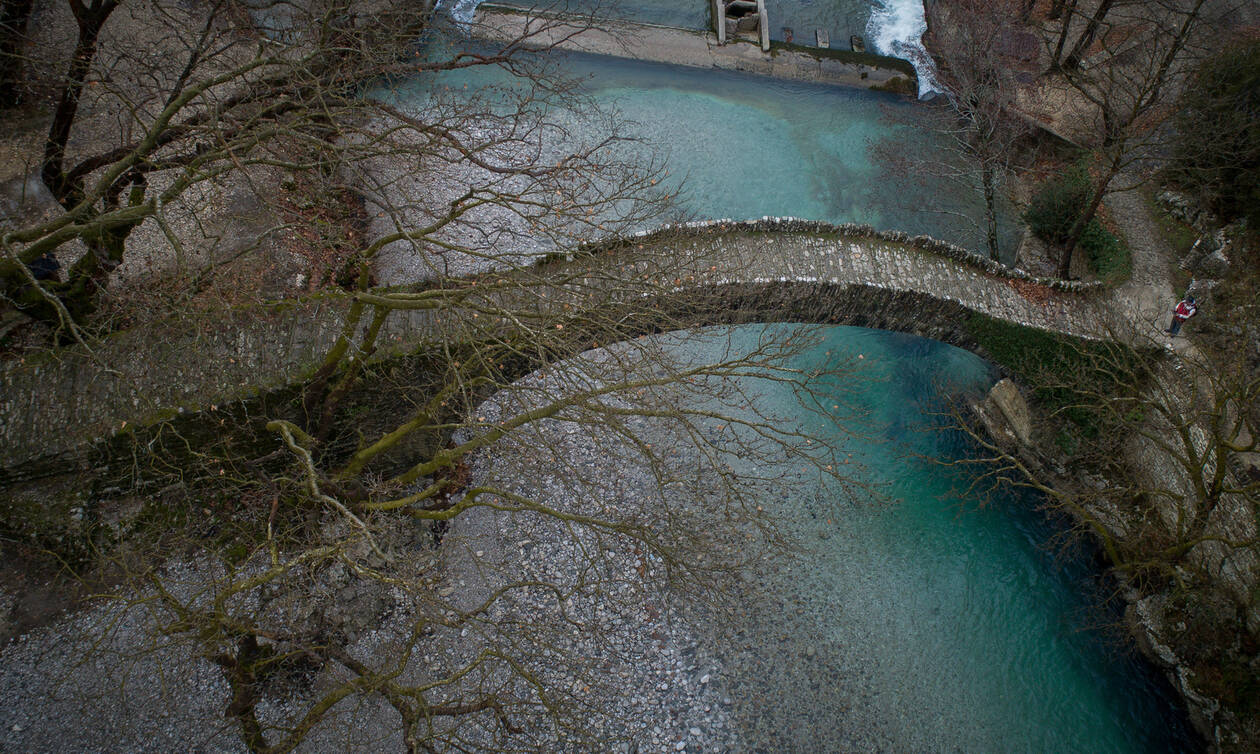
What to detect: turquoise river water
<box><xmin>383</xmin><ymin>47</ymin><xmax>1020</xmax><ymax>258</ymax></box>
<box><xmin>668</xmin><ymin>324</ymin><xmax>1197</xmax><ymax>751</ymax></box>
<box><xmin>381</xmin><ymin>26</ymin><xmax>1199</xmax><ymax>750</ymax></box>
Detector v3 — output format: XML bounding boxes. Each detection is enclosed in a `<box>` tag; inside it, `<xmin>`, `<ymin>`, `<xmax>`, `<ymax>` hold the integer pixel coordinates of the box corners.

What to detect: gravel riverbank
<box><xmin>0</xmin><ymin>348</ymin><xmax>775</xmax><ymax>752</ymax></box>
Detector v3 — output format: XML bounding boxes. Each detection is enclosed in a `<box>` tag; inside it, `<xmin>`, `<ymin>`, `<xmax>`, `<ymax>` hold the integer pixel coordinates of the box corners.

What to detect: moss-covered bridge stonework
<box><xmin>0</xmin><ymin>220</ymin><xmax>1108</xmax><ymax>484</ymax></box>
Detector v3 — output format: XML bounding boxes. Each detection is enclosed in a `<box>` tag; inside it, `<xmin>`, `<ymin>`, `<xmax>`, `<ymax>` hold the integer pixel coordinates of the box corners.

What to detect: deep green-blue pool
<box><xmin>376</xmin><ymin>47</ymin><xmax>1020</xmax><ymax>259</ymax></box>
<box><xmin>666</xmin><ymin>324</ymin><xmax>1196</xmax><ymax>752</ymax></box>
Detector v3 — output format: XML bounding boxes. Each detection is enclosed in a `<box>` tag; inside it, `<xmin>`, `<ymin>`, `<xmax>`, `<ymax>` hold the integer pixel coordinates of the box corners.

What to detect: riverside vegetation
<box><xmin>0</xmin><ymin>0</ymin><xmax>1258</xmax><ymax>750</ymax></box>
<box><xmin>926</xmin><ymin>0</ymin><xmax>1260</xmax><ymax>747</ymax></box>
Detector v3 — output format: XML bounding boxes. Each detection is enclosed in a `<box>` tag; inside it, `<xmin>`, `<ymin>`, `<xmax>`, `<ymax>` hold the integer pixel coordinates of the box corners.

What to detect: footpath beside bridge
<box><xmin>0</xmin><ymin>221</ymin><xmax>1108</xmax><ymax>475</ymax></box>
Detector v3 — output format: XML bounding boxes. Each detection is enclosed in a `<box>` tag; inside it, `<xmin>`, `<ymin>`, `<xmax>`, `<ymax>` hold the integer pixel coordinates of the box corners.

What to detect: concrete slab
<box><xmin>472</xmin><ymin>4</ymin><xmax>915</xmax><ymax>92</ymax></box>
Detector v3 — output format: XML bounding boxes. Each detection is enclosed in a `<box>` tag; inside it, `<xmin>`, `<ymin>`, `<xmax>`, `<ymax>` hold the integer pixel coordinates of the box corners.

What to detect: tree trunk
<box><xmin>61</xmin><ymin>228</ymin><xmax>129</xmax><ymax>318</ymax></box>
<box><xmin>1062</xmin><ymin>0</ymin><xmax>1114</xmax><ymax>71</ymax></box>
<box><xmin>42</xmin><ymin>0</ymin><xmax>119</xmax><ymax>205</ymax></box>
<box><xmin>214</xmin><ymin>634</ymin><xmax>270</xmax><ymax>754</ymax></box>
<box><xmin>1057</xmin><ymin>161</ymin><xmax>1118</xmax><ymax>278</ymax></box>
<box><xmin>0</xmin><ymin>0</ymin><xmax>34</xmax><ymax>108</ymax></box>
<box><xmin>1051</xmin><ymin>0</ymin><xmax>1078</xmax><ymax>67</ymax></box>
<box><xmin>982</xmin><ymin>162</ymin><xmax>1000</xmax><ymax>260</ymax></box>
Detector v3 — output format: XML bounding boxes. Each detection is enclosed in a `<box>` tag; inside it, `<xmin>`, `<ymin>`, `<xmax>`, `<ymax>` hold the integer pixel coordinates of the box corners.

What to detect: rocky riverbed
<box><xmin>0</xmin><ymin>344</ymin><xmax>775</xmax><ymax>752</ymax></box>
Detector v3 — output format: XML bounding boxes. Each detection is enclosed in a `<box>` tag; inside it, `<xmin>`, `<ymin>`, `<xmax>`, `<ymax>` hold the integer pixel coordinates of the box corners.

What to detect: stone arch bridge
<box><xmin>0</xmin><ymin>220</ymin><xmax>1111</xmax><ymax>481</ymax></box>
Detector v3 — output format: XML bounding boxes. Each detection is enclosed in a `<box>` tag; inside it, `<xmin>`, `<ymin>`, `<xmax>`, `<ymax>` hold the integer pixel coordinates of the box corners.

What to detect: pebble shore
<box><xmin>0</xmin><ymin>363</ymin><xmax>772</xmax><ymax>752</ymax></box>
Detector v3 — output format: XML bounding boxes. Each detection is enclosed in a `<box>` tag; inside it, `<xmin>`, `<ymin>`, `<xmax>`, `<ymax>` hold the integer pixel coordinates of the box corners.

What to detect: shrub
<box><xmin>1078</xmin><ymin>219</ymin><xmax>1129</xmax><ymax>281</ymax></box>
<box><xmin>1172</xmin><ymin>38</ymin><xmax>1260</xmax><ymax>226</ymax></box>
<box><xmin>1024</xmin><ymin>163</ymin><xmax>1092</xmax><ymax>244</ymax></box>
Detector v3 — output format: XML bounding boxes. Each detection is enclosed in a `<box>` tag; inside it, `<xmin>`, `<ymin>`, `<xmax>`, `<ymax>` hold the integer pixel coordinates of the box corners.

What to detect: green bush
<box><xmin>1173</xmin><ymin>38</ymin><xmax>1260</xmax><ymax>226</ymax></box>
<box><xmin>1024</xmin><ymin>163</ymin><xmax>1092</xmax><ymax>244</ymax></box>
<box><xmin>1023</xmin><ymin>163</ymin><xmax>1129</xmax><ymax>282</ymax></box>
<box><xmin>1078</xmin><ymin>219</ymin><xmax>1129</xmax><ymax>281</ymax></box>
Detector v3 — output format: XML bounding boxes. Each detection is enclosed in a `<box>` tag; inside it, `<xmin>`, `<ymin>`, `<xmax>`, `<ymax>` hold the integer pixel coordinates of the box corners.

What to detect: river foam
<box><xmin>442</xmin><ymin>0</ymin><xmax>481</xmax><ymax>25</ymax></box>
<box><xmin>866</xmin><ymin>0</ymin><xmax>943</xmax><ymax>98</ymax></box>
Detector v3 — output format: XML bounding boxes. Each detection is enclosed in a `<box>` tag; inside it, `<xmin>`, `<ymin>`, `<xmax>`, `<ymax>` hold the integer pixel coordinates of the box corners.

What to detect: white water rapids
<box><xmin>866</xmin><ymin>0</ymin><xmax>943</xmax><ymax>98</ymax></box>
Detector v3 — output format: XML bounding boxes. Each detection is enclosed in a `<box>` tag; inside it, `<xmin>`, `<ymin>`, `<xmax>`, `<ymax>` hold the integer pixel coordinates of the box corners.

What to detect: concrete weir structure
<box><xmin>472</xmin><ymin>3</ymin><xmax>917</xmax><ymax>92</ymax></box>
<box><xmin>714</xmin><ymin>0</ymin><xmax>769</xmax><ymax>51</ymax></box>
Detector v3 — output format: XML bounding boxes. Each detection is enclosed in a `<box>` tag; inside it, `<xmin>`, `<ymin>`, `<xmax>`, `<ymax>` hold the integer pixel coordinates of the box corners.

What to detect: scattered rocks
<box><xmin>1186</xmin><ymin>277</ymin><xmax>1220</xmax><ymax>307</ymax></box>
<box><xmin>1194</xmin><ymin>250</ymin><xmax>1231</xmax><ymax>279</ymax></box>
<box><xmin>1157</xmin><ymin>190</ymin><xmax>1219</xmax><ymax>231</ymax></box>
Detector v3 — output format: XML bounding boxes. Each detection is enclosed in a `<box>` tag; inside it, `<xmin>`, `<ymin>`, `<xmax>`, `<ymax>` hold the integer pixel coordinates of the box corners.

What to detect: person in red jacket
<box><xmin>1166</xmin><ymin>295</ymin><xmax>1197</xmax><ymax>336</ymax></box>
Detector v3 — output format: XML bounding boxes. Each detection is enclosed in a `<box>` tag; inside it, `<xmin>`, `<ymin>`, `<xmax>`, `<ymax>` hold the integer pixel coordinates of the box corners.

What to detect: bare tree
<box><xmin>924</xmin><ymin>0</ymin><xmax>1033</xmax><ymax>261</ymax></box>
<box><xmin>104</xmin><ymin>306</ymin><xmax>858</xmax><ymax>750</ymax></box>
<box><xmin>0</xmin><ymin>1</ymin><xmax>867</xmax><ymax>750</ymax></box>
<box><xmin>1047</xmin><ymin>0</ymin><xmax>1222</xmax><ymax>278</ymax></box>
<box><xmin>1058</xmin><ymin>0</ymin><xmax>1119</xmax><ymax>71</ymax></box>
<box><xmin>0</xmin><ymin>0</ymin><xmax>667</xmax><ymax>336</ymax></box>
<box><xmin>0</xmin><ymin>0</ymin><xmax>33</xmax><ymax>106</ymax></box>
<box><xmin>961</xmin><ymin>329</ymin><xmax>1258</xmax><ymax>578</ymax></box>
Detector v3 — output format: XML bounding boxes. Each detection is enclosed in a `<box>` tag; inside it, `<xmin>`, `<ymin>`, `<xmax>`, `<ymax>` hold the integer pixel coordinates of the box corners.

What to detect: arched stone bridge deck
<box><xmin>638</xmin><ymin>228</ymin><xmax>1103</xmax><ymax>338</ymax></box>
<box><xmin>0</xmin><ymin>223</ymin><xmax>1108</xmax><ymax>473</ymax></box>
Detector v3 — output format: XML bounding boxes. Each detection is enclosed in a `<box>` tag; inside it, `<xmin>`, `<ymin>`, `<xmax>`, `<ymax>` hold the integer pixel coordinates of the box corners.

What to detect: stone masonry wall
<box><xmin>1</xmin><ymin>226</ymin><xmax>1108</xmax><ymax>478</ymax></box>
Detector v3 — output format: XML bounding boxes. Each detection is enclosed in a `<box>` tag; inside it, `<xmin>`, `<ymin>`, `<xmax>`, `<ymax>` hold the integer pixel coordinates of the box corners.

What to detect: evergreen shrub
<box><xmin>1024</xmin><ymin>163</ymin><xmax>1130</xmax><ymax>280</ymax></box>
<box><xmin>1172</xmin><ymin>38</ymin><xmax>1260</xmax><ymax>227</ymax></box>
<box><xmin>1024</xmin><ymin>163</ymin><xmax>1092</xmax><ymax>245</ymax></box>
<box><xmin>1079</xmin><ymin>221</ymin><xmax>1128</xmax><ymax>281</ymax></box>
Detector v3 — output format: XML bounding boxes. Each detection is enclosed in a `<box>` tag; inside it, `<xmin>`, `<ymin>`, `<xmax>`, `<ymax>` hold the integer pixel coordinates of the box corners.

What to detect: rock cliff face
<box><xmin>1126</xmin><ymin>590</ymin><xmax>1247</xmax><ymax>752</ymax></box>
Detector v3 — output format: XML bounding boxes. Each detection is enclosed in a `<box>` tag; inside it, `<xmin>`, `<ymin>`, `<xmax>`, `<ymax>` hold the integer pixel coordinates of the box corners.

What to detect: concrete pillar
<box><xmin>713</xmin><ymin>0</ymin><xmax>726</xmax><ymax>44</ymax></box>
<box><xmin>756</xmin><ymin>0</ymin><xmax>769</xmax><ymax>51</ymax></box>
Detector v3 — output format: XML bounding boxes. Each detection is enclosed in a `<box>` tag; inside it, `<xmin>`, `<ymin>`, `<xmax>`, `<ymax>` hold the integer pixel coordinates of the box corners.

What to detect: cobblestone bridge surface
<box><xmin>0</xmin><ymin>222</ymin><xmax>1109</xmax><ymax>472</ymax></box>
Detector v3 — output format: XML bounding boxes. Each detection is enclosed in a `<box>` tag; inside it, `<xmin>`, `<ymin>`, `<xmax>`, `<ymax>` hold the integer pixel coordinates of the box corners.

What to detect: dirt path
<box><xmin>1103</xmin><ymin>179</ymin><xmax>1187</xmax><ymax>348</ymax></box>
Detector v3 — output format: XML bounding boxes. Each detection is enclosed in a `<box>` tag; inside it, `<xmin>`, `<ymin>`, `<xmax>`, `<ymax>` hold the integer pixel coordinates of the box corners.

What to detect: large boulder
<box><xmin>1196</xmin><ymin>250</ymin><xmax>1231</xmax><ymax>279</ymax></box>
<box><xmin>974</xmin><ymin>378</ymin><xmax>1033</xmax><ymax>447</ymax></box>
<box><xmin>1158</xmin><ymin>189</ymin><xmax>1219</xmax><ymax>231</ymax></box>
<box><xmin>1179</xmin><ymin>230</ymin><xmax>1219</xmax><ymax>270</ymax></box>
<box><xmin>0</xmin><ymin>175</ymin><xmax>60</xmax><ymax>229</ymax></box>
<box><xmin>988</xmin><ymin>378</ymin><xmax>1032</xmax><ymax>446</ymax></box>
<box><xmin>1187</xmin><ymin>277</ymin><xmax>1220</xmax><ymax>307</ymax></box>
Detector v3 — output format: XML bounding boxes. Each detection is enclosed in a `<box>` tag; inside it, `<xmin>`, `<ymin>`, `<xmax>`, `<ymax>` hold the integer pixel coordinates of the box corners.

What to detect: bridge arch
<box><xmin>2</xmin><ymin>222</ymin><xmax>1107</xmax><ymax>476</ymax></box>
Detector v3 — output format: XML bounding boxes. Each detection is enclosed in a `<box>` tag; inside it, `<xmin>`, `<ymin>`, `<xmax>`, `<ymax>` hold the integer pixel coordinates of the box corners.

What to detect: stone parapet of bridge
<box><xmin>0</xmin><ymin>224</ymin><xmax>1108</xmax><ymax>478</ymax></box>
